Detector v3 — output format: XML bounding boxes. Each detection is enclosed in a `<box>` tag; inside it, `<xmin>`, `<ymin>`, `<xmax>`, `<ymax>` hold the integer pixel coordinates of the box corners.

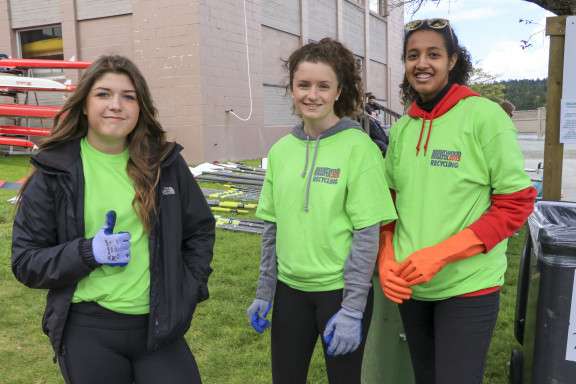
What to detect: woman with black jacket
<box><xmin>11</xmin><ymin>55</ymin><xmax>215</xmax><ymax>384</ymax></box>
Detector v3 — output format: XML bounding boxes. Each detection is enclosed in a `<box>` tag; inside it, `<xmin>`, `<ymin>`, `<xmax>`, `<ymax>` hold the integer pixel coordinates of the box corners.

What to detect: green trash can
<box><xmin>362</xmin><ymin>272</ymin><xmax>415</xmax><ymax>383</ymax></box>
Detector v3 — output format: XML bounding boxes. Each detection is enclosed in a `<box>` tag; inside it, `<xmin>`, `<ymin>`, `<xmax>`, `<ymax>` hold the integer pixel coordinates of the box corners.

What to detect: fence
<box><xmin>361</xmin><ymin>106</ymin><xmax>403</xmax><ymax>134</ymax></box>
<box><xmin>512</xmin><ymin>107</ymin><xmax>546</xmax><ymax>139</ymax></box>
<box><xmin>361</xmin><ymin>106</ymin><xmax>546</xmax><ymax>139</ymax></box>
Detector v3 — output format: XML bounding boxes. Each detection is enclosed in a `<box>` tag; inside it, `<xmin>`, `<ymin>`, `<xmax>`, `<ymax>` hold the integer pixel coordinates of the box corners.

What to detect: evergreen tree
<box><xmin>469</xmin><ymin>75</ymin><xmax>547</xmax><ymax>110</ymax></box>
<box><xmin>501</xmin><ymin>79</ymin><xmax>547</xmax><ymax>110</ymax></box>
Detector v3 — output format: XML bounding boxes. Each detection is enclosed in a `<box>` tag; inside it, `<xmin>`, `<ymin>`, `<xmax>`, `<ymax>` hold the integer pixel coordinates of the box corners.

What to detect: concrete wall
<box><xmin>0</xmin><ymin>0</ymin><xmax>406</xmax><ymax>162</ymax></box>
<box><xmin>132</xmin><ymin>0</ymin><xmax>204</xmax><ymax>162</ymax></box>
<box><xmin>386</xmin><ymin>4</ymin><xmax>405</xmax><ymax>114</ymax></box>
<box><xmin>197</xmin><ymin>0</ymin><xmax>266</xmax><ymax>162</ymax></box>
<box><xmin>8</xmin><ymin>0</ymin><xmax>60</xmax><ymax>29</ymax></box>
<box><xmin>75</xmin><ymin>0</ymin><xmax>131</xmax><ymax>21</ymax></box>
<box><xmin>0</xmin><ymin>1</ymin><xmax>18</xmax><ymax>58</ymax></box>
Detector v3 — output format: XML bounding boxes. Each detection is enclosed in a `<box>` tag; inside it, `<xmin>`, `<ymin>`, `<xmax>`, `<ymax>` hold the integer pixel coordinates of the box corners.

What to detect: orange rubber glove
<box><xmin>377</xmin><ymin>230</ymin><xmax>412</xmax><ymax>304</ymax></box>
<box><xmin>397</xmin><ymin>228</ymin><xmax>486</xmax><ymax>286</ymax></box>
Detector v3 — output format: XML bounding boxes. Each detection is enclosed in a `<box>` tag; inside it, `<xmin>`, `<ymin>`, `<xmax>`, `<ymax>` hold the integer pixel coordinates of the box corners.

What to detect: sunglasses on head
<box><xmin>404</xmin><ymin>18</ymin><xmax>454</xmax><ymax>45</ymax></box>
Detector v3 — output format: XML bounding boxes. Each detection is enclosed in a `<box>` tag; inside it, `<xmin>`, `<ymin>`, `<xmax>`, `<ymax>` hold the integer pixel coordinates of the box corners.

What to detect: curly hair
<box><xmin>399</xmin><ymin>22</ymin><xmax>474</xmax><ymax>106</ymax></box>
<box><xmin>283</xmin><ymin>38</ymin><xmax>364</xmax><ymax>118</ymax></box>
<box><xmin>499</xmin><ymin>100</ymin><xmax>515</xmax><ymax>117</ymax></box>
<box><xmin>18</xmin><ymin>55</ymin><xmax>173</xmax><ymax>234</ymax></box>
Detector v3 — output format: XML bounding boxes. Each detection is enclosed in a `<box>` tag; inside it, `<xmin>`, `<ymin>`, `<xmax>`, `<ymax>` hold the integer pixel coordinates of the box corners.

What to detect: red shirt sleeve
<box><xmin>468</xmin><ymin>186</ymin><xmax>538</xmax><ymax>252</ymax></box>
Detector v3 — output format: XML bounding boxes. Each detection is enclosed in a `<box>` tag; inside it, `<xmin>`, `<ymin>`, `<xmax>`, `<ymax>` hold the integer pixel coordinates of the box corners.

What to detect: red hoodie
<box><xmin>389</xmin><ymin>84</ymin><xmax>537</xmax><ymax>252</ymax></box>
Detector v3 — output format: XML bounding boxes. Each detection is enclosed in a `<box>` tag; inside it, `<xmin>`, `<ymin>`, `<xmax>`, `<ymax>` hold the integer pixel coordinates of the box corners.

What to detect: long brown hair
<box><xmin>284</xmin><ymin>38</ymin><xmax>364</xmax><ymax>118</ymax></box>
<box><xmin>18</xmin><ymin>55</ymin><xmax>174</xmax><ymax>234</ymax></box>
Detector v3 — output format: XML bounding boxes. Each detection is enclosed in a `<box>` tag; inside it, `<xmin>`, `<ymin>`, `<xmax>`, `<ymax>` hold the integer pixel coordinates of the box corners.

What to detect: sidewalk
<box><xmin>518</xmin><ymin>138</ymin><xmax>576</xmax><ymax>202</ymax></box>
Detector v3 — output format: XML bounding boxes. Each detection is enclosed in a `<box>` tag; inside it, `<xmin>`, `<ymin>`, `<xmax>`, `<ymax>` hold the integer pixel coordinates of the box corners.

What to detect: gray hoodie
<box><xmin>255</xmin><ymin>117</ymin><xmax>380</xmax><ymax>313</ymax></box>
<box><xmin>290</xmin><ymin>117</ymin><xmax>364</xmax><ymax>212</ymax></box>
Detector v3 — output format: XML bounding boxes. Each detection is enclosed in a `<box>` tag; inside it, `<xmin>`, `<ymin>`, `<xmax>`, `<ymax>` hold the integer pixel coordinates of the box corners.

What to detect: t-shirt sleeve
<box><xmin>478</xmin><ymin>105</ymin><xmax>532</xmax><ymax>194</ymax></box>
<box><xmin>384</xmin><ymin>123</ymin><xmax>397</xmax><ymax>190</ymax></box>
<box><xmin>346</xmin><ymin>142</ymin><xmax>397</xmax><ymax>229</ymax></box>
<box><xmin>256</xmin><ymin>151</ymin><xmax>277</xmax><ymax>223</ymax></box>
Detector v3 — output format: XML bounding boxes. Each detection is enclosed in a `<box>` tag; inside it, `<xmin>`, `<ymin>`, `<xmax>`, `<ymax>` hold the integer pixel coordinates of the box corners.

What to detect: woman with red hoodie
<box><xmin>377</xmin><ymin>19</ymin><xmax>537</xmax><ymax>384</ymax></box>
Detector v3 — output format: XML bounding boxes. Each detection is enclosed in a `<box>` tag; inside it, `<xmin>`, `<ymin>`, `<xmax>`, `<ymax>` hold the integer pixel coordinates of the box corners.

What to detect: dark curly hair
<box><xmin>283</xmin><ymin>38</ymin><xmax>364</xmax><ymax>118</ymax></box>
<box><xmin>400</xmin><ymin>21</ymin><xmax>474</xmax><ymax>106</ymax></box>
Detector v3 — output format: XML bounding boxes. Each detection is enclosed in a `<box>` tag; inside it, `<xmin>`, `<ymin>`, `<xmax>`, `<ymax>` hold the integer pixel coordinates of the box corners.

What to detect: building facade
<box><xmin>0</xmin><ymin>0</ymin><xmax>405</xmax><ymax>163</ymax></box>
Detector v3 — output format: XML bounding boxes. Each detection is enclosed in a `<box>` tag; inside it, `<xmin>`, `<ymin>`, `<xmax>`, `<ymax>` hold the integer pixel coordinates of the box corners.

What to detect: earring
<box><xmin>335</xmin><ymin>97</ymin><xmax>339</xmax><ymax>101</ymax></box>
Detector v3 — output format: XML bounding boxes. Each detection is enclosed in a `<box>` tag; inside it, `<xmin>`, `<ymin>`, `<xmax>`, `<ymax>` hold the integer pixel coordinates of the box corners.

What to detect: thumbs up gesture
<box><xmin>92</xmin><ymin>211</ymin><xmax>132</xmax><ymax>267</ymax></box>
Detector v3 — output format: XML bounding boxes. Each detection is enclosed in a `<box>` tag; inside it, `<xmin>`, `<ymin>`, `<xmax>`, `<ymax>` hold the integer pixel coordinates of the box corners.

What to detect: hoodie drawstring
<box><xmin>416</xmin><ymin>118</ymin><xmax>426</xmax><ymax>156</ymax></box>
<box><xmin>303</xmin><ymin>134</ymin><xmax>322</xmax><ymax>211</ymax></box>
<box><xmin>301</xmin><ymin>135</ymin><xmax>310</xmax><ymax>177</ymax></box>
<box><xmin>423</xmin><ymin>119</ymin><xmax>433</xmax><ymax>156</ymax></box>
<box><xmin>416</xmin><ymin>111</ymin><xmax>434</xmax><ymax>156</ymax></box>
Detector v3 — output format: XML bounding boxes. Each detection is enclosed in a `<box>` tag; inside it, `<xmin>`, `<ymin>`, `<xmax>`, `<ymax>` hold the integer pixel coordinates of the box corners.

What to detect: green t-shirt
<box><xmin>72</xmin><ymin>138</ymin><xmax>150</xmax><ymax>314</ymax></box>
<box><xmin>386</xmin><ymin>96</ymin><xmax>532</xmax><ymax>300</ymax></box>
<box><xmin>257</xmin><ymin>127</ymin><xmax>397</xmax><ymax>292</ymax></box>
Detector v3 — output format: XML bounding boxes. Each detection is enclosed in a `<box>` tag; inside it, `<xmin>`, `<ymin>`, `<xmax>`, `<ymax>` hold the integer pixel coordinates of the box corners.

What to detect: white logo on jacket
<box><xmin>162</xmin><ymin>187</ymin><xmax>175</xmax><ymax>196</ymax></box>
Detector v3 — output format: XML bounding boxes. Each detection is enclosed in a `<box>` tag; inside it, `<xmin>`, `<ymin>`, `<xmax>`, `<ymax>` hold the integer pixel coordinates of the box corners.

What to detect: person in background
<box><xmin>247</xmin><ymin>38</ymin><xmax>397</xmax><ymax>384</ymax></box>
<box><xmin>11</xmin><ymin>55</ymin><xmax>215</xmax><ymax>384</ymax></box>
<box><xmin>499</xmin><ymin>100</ymin><xmax>516</xmax><ymax>118</ymax></box>
<box><xmin>365</xmin><ymin>94</ymin><xmax>385</xmax><ymax>114</ymax></box>
<box><xmin>368</xmin><ymin>110</ymin><xmax>389</xmax><ymax>157</ymax></box>
<box><xmin>378</xmin><ymin>18</ymin><xmax>537</xmax><ymax>384</ymax></box>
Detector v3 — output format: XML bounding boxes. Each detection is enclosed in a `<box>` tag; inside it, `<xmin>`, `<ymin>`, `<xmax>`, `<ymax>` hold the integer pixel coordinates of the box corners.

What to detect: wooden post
<box><xmin>542</xmin><ymin>16</ymin><xmax>567</xmax><ymax>200</ymax></box>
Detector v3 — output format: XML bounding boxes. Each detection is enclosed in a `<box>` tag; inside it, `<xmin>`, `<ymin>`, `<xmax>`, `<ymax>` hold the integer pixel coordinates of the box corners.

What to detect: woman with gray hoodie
<box><xmin>246</xmin><ymin>38</ymin><xmax>397</xmax><ymax>384</ymax></box>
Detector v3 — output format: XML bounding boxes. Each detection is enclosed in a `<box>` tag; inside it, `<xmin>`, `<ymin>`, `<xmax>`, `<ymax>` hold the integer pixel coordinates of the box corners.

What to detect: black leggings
<box><xmin>271</xmin><ymin>281</ymin><xmax>374</xmax><ymax>384</ymax></box>
<box><xmin>58</xmin><ymin>302</ymin><xmax>201</xmax><ymax>384</ymax></box>
<box><xmin>398</xmin><ymin>291</ymin><xmax>500</xmax><ymax>384</ymax></box>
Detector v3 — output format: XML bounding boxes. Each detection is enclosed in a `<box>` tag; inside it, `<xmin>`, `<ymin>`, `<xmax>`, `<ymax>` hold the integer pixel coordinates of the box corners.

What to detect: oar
<box><xmin>196</xmin><ymin>175</ymin><xmax>263</xmax><ymax>186</ymax></box>
<box><xmin>201</xmin><ymin>170</ymin><xmax>265</xmax><ymax>181</ymax></box>
<box><xmin>204</xmin><ymin>189</ymin><xmax>245</xmax><ymax>198</ymax></box>
<box><xmin>216</xmin><ymin>218</ymin><xmax>265</xmax><ymax>228</ymax></box>
<box><xmin>215</xmin><ymin>221</ymin><xmax>264</xmax><ymax>234</ymax></box>
<box><xmin>213</xmin><ymin>215</ymin><xmax>265</xmax><ymax>225</ymax></box>
<box><xmin>223</xmin><ymin>184</ymin><xmax>262</xmax><ymax>193</ymax></box>
<box><xmin>234</xmin><ymin>164</ymin><xmax>266</xmax><ymax>173</ymax></box>
<box><xmin>207</xmin><ymin>200</ymin><xmax>257</xmax><ymax>209</ymax></box>
<box><xmin>202</xmin><ymin>188</ymin><xmax>260</xmax><ymax>201</ymax></box>
<box><xmin>210</xmin><ymin>206</ymin><xmax>249</xmax><ymax>214</ymax></box>
<box><xmin>213</xmin><ymin>163</ymin><xmax>266</xmax><ymax>176</ymax></box>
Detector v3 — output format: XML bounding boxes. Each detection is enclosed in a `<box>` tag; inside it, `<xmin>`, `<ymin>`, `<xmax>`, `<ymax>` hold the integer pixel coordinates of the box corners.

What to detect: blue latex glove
<box><xmin>92</xmin><ymin>211</ymin><xmax>132</xmax><ymax>267</ymax></box>
<box><xmin>323</xmin><ymin>305</ymin><xmax>363</xmax><ymax>356</ymax></box>
<box><xmin>247</xmin><ymin>299</ymin><xmax>272</xmax><ymax>333</ymax></box>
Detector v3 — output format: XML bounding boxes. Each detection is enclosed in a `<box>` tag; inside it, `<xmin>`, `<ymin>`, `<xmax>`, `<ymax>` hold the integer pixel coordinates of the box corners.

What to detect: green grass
<box><xmin>0</xmin><ymin>155</ymin><xmax>525</xmax><ymax>383</ymax></box>
<box><xmin>484</xmin><ymin>228</ymin><xmax>525</xmax><ymax>384</ymax></box>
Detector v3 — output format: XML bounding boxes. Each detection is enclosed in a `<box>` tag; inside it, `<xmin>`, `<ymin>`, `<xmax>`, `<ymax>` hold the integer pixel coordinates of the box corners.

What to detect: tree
<box><xmin>469</xmin><ymin>69</ymin><xmax>506</xmax><ymax>102</ymax></box>
<box><xmin>524</xmin><ymin>0</ymin><xmax>575</xmax><ymax>15</ymax></box>
<box><xmin>396</xmin><ymin>0</ymin><xmax>575</xmax><ymax>15</ymax></box>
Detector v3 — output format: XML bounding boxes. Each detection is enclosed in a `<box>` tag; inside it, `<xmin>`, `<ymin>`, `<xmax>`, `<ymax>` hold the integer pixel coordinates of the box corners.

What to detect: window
<box><xmin>369</xmin><ymin>0</ymin><xmax>387</xmax><ymax>17</ymax></box>
<box><xmin>355</xmin><ymin>55</ymin><xmax>364</xmax><ymax>78</ymax></box>
<box><xmin>18</xmin><ymin>26</ymin><xmax>64</xmax><ymax>78</ymax></box>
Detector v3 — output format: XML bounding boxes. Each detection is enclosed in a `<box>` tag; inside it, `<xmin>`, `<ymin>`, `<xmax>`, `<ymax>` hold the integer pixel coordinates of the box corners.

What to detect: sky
<box><xmin>405</xmin><ymin>0</ymin><xmax>555</xmax><ymax>81</ymax></box>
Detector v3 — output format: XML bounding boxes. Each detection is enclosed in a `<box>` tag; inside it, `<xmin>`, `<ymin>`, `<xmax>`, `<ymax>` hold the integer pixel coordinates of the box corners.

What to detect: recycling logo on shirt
<box><xmin>430</xmin><ymin>149</ymin><xmax>461</xmax><ymax>169</ymax></box>
<box><xmin>312</xmin><ymin>167</ymin><xmax>340</xmax><ymax>185</ymax></box>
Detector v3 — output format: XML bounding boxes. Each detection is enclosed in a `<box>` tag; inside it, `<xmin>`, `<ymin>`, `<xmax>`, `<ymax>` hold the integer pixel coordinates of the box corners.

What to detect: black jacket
<box><xmin>11</xmin><ymin>138</ymin><xmax>215</xmax><ymax>357</ymax></box>
<box><xmin>365</xmin><ymin>101</ymin><xmax>385</xmax><ymax>114</ymax></box>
